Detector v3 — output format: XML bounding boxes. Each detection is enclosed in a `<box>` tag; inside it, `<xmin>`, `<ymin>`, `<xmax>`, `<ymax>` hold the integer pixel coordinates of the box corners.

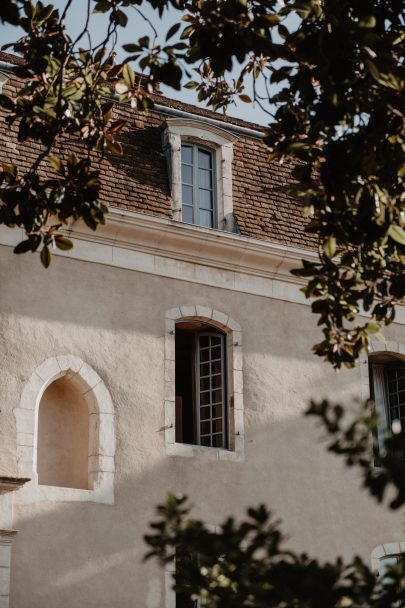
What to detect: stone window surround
<box><xmin>13</xmin><ymin>355</ymin><xmax>115</xmax><ymax>505</ymax></box>
<box><xmin>164</xmin><ymin>305</ymin><xmax>244</xmax><ymax>462</ymax></box>
<box><xmin>359</xmin><ymin>340</ymin><xmax>405</xmax><ymax>462</ymax></box>
<box><xmin>359</xmin><ymin>340</ymin><xmax>405</xmax><ymax>403</ymax></box>
<box><xmin>371</xmin><ymin>542</ymin><xmax>405</xmax><ymax>573</ymax></box>
<box><xmin>162</xmin><ymin>118</ymin><xmax>238</xmax><ymax>232</ymax></box>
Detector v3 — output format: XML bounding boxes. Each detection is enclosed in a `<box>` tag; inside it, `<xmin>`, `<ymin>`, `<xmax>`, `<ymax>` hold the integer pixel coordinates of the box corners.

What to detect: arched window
<box><xmin>14</xmin><ymin>355</ymin><xmax>115</xmax><ymax>504</ymax></box>
<box><xmin>162</xmin><ymin>119</ymin><xmax>237</xmax><ymax>232</ymax></box>
<box><xmin>369</xmin><ymin>351</ymin><xmax>405</xmax><ymax>460</ymax></box>
<box><xmin>165</xmin><ymin>306</ymin><xmax>244</xmax><ymax>461</ymax></box>
<box><xmin>176</xmin><ymin>321</ymin><xmax>227</xmax><ymax>448</ymax></box>
<box><xmin>37</xmin><ymin>377</ymin><xmax>90</xmax><ymax>489</ymax></box>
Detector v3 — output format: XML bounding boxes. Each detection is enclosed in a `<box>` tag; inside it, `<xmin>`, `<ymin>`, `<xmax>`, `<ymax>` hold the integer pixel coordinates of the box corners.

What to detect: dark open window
<box><xmin>370</xmin><ymin>355</ymin><xmax>405</xmax><ymax>462</ymax></box>
<box><xmin>175</xmin><ymin>321</ymin><xmax>227</xmax><ymax>449</ymax></box>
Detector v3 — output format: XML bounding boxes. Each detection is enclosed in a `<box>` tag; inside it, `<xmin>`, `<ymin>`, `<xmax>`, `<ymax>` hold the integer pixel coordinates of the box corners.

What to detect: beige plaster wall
<box><xmin>0</xmin><ymin>244</ymin><xmax>405</xmax><ymax>608</ymax></box>
<box><xmin>37</xmin><ymin>378</ymin><xmax>90</xmax><ymax>490</ymax></box>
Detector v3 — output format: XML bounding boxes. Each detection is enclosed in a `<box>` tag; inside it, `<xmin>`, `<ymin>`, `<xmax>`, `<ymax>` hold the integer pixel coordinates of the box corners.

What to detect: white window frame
<box><xmin>164</xmin><ymin>306</ymin><xmax>244</xmax><ymax>461</ymax></box>
<box><xmin>360</xmin><ymin>341</ymin><xmax>405</xmax><ymax>460</ymax></box>
<box><xmin>13</xmin><ymin>355</ymin><xmax>115</xmax><ymax>504</ymax></box>
<box><xmin>162</xmin><ymin>119</ymin><xmax>238</xmax><ymax>232</ymax></box>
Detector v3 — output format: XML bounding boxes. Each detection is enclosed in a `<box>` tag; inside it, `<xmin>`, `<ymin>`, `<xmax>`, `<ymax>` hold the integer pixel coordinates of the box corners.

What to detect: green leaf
<box><xmin>364</xmin><ymin>60</ymin><xmax>380</xmax><ymax>82</ymax></box>
<box><xmin>54</xmin><ymin>236</ymin><xmax>73</xmax><ymax>251</ymax></box>
<box><xmin>123</xmin><ymin>63</ymin><xmax>135</xmax><ymax>88</ymax></box>
<box><xmin>238</xmin><ymin>94</ymin><xmax>252</xmax><ymax>103</ymax></box>
<box><xmin>0</xmin><ymin>94</ymin><xmax>14</xmax><ymax>111</ymax></box>
<box><xmin>40</xmin><ymin>246</ymin><xmax>51</xmax><ymax>268</ymax></box>
<box><xmin>116</xmin><ymin>9</ymin><xmax>128</xmax><ymax>27</ymax></box>
<box><xmin>48</xmin><ymin>155</ymin><xmax>63</xmax><ymax>173</ymax></box>
<box><xmin>93</xmin><ymin>0</ymin><xmax>111</xmax><ymax>13</ymax></box>
<box><xmin>165</xmin><ymin>22</ymin><xmax>181</xmax><ymax>41</ymax></box>
<box><xmin>323</xmin><ymin>236</ymin><xmax>337</xmax><ymax>258</ymax></box>
<box><xmin>14</xmin><ymin>240</ymin><xmax>34</xmax><ymax>254</ymax></box>
<box><xmin>388</xmin><ymin>225</ymin><xmax>405</xmax><ymax>246</ymax></box>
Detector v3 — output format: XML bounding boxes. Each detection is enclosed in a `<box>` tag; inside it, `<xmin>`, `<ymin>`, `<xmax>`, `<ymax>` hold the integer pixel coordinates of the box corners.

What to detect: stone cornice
<box><xmin>68</xmin><ymin>207</ymin><xmax>318</xmax><ymax>286</ymax></box>
<box><xmin>0</xmin><ymin>477</ymin><xmax>30</xmax><ymax>494</ymax></box>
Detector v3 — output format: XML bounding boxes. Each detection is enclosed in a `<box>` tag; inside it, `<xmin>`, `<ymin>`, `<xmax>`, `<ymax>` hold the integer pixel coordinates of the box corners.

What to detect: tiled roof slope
<box><xmin>0</xmin><ymin>53</ymin><xmax>317</xmax><ymax>250</ymax></box>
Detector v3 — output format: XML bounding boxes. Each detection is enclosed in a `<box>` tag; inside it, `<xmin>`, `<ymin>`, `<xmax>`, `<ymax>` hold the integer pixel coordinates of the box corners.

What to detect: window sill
<box><xmin>166</xmin><ymin>442</ymin><xmax>244</xmax><ymax>462</ymax></box>
<box><xmin>14</xmin><ymin>475</ymin><xmax>114</xmax><ymax>505</ymax></box>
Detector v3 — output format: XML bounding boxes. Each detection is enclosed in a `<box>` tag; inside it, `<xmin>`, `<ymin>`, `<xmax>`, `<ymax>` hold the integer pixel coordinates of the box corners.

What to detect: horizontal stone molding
<box><xmin>1</xmin><ymin>212</ymin><xmax>404</xmax><ymax>323</ymax></box>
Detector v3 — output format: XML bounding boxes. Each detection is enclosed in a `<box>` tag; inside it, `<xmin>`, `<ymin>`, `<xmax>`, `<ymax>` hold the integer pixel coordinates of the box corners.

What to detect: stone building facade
<box><xmin>0</xmin><ymin>52</ymin><xmax>404</xmax><ymax>608</ymax></box>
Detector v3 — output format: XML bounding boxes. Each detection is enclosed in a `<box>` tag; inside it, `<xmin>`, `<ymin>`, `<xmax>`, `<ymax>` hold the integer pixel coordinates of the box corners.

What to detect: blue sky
<box><xmin>0</xmin><ymin>0</ymin><xmax>271</xmax><ymax>125</ymax></box>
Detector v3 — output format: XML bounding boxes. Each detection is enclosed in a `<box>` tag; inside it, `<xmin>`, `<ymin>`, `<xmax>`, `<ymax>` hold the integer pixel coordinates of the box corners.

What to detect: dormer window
<box><xmin>181</xmin><ymin>144</ymin><xmax>216</xmax><ymax>228</ymax></box>
<box><xmin>162</xmin><ymin>118</ymin><xmax>237</xmax><ymax>232</ymax></box>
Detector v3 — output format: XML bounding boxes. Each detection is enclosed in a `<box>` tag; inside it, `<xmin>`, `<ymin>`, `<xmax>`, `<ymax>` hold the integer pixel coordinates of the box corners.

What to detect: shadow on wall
<box><xmin>0</xmin><ymin>243</ymin><xmax>338</xmax><ymax>366</ymax></box>
<box><xmin>10</xmin><ymin>409</ymin><xmax>401</xmax><ymax>608</ymax></box>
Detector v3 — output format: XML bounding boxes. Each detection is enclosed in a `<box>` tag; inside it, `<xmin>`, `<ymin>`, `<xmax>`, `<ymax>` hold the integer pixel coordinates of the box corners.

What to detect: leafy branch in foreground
<box><xmin>0</xmin><ymin>0</ymin><xmax>403</xmax><ymax>368</ymax></box>
<box><xmin>145</xmin><ymin>491</ymin><xmax>404</xmax><ymax>608</ymax></box>
<box><xmin>145</xmin><ymin>399</ymin><xmax>405</xmax><ymax>607</ymax></box>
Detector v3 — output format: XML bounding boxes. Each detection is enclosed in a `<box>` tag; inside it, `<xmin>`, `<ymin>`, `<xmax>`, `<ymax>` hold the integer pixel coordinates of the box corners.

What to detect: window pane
<box><xmin>211</xmin><ymin>336</ymin><xmax>221</xmax><ymax>346</ymax></box>
<box><xmin>200</xmin><ymin>377</ymin><xmax>210</xmax><ymax>392</ymax></box>
<box><xmin>212</xmin><ymin>374</ymin><xmax>222</xmax><ymax>390</ymax></box>
<box><xmin>182</xmin><ymin>205</ymin><xmax>193</xmax><ymax>224</ymax></box>
<box><xmin>200</xmin><ymin>348</ymin><xmax>210</xmax><ymax>363</ymax></box>
<box><xmin>200</xmin><ymin>436</ymin><xmax>211</xmax><ymax>447</ymax></box>
<box><xmin>211</xmin><ymin>346</ymin><xmax>221</xmax><ymax>361</ymax></box>
<box><xmin>198</xmin><ymin>188</ymin><xmax>214</xmax><ymax>211</ymax></box>
<box><xmin>198</xmin><ymin>168</ymin><xmax>212</xmax><ymax>189</ymax></box>
<box><xmin>200</xmin><ymin>362</ymin><xmax>210</xmax><ymax>377</ymax></box>
<box><xmin>181</xmin><ymin>145</ymin><xmax>193</xmax><ymax>164</ymax></box>
<box><xmin>212</xmin><ymin>389</ymin><xmax>222</xmax><ymax>404</ymax></box>
<box><xmin>182</xmin><ymin>184</ymin><xmax>193</xmax><ymax>206</ymax></box>
<box><xmin>212</xmin><ymin>419</ymin><xmax>222</xmax><ymax>433</ymax></box>
<box><xmin>211</xmin><ymin>360</ymin><xmax>222</xmax><ymax>375</ymax></box>
<box><xmin>198</xmin><ymin>149</ymin><xmax>212</xmax><ymax>170</ymax></box>
<box><xmin>182</xmin><ymin>164</ymin><xmax>193</xmax><ymax>185</ymax></box>
<box><xmin>198</xmin><ymin>209</ymin><xmax>213</xmax><ymax>228</ymax></box>
<box><xmin>200</xmin><ymin>336</ymin><xmax>209</xmax><ymax>348</ymax></box>
<box><xmin>200</xmin><ymin>391</ymin><xmax>211</xmax><ymax>406</ymax></box>
<box><xmin>212</xmin><ymin>434</ymin><xmax>223</xmax><ymax>448</ymax></box>
<box><xmin>200</xmin><ymin>421</ymin><xmax>211</xmax><ymax>435</ymax></box>
<box><xmin>212</xmin><ymin>404</ymin><xmax>222</xmax><ymax>418</ymax></box>
<box><xmin>200</xmin><ymin>406</ymin><xmax>211</xmax><ymax>421</ymax></box>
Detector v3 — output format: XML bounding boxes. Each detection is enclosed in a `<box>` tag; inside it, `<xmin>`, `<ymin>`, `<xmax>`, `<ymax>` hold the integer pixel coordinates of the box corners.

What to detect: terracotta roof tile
<box><xmin>0</xmin><ymin>54</ymin><xmax>317</xmax><ymax>251</ymax></box>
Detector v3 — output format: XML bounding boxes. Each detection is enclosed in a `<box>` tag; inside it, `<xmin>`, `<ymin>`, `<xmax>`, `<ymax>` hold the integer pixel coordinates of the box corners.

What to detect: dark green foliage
<box><xmin>0</xmin><ymin>0</ymin><xmax>403</xmax><ymax>364</ymax></box>
<box><xmin>145</xmin><ymin>398</ymin><xmax>405</xmax><ymax>607</ymax></box>
<box><xmin>145</xmin><ymin>487</ymin><xmax>405</xmax><ymax>607</ymax></box>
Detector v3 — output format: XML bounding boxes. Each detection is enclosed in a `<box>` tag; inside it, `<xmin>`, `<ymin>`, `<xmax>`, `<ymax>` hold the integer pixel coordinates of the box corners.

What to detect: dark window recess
<box><xmin>176</xmin><ymin>593</ymin><xmax>198</xmax><ymax>608</ymax></box>
<box><xmin>175</xmin><ymin>322</ymin><xmax>227</xmax><ymax>448</ymax></box>
<box><xmin>370</xmin><ymin>359</ymin><xmax>405</xmax><ymax>464</ymax></box>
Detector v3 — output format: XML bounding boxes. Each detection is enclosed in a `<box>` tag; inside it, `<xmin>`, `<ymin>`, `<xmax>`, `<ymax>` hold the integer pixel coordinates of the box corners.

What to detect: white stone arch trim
<box><xmin>162</xmin><ymin>118</ymin><xmax>237</xmax><ymax>231</ymax></box>
<box><xmin>164</xmin><ymin>305</ymin><xmax>244</xmax><ymax>461</ymax></box>
<box><xmin>371</xmin><ymin>542</ymin><xmax>405</xmax><ymax>573</ymax></box>
<box><xmin>14</xmin><ymin>355</ymin><xmax>115</xmax><ymax>504</ymax></box>
<box><xmin>359</xmin><ymin>340</ymin><xmax>405</xmax><ymax>404</ymax></box>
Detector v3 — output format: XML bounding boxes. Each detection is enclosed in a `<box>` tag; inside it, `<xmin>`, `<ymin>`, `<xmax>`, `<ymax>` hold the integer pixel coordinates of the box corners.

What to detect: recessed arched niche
<box><xmin>37</xmin><ymin>377</ymin><xmax>90</xmax><ymax>490</ymax></box>
<box><xmin>15</xmin><ymin>355</ymin><xmax>115</xmax><ymax>503</ymax></box>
